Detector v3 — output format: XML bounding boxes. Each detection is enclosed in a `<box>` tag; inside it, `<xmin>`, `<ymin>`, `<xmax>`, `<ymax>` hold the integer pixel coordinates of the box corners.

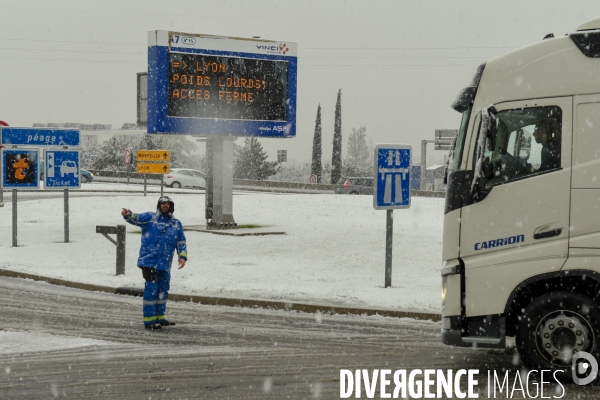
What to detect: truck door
<box><xmin>459</xmin><ymin>97</ymin><xmax>573</xmax><ymax>317</ymax></box>
<box><xmin>568</xmin><ymin>94</ymin><xmax>600</xmax><ymax>251</ymax></box>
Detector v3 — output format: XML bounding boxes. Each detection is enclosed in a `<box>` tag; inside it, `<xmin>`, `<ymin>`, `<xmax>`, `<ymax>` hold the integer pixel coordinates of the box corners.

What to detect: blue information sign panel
<box><xmin>0</xmin><ymin>127</ymin><xmax>80</xmax><ymax>147</ymax></box>
<box><xmin>373</xmin><ymin>144</ymin><xmax>412</xmax><ymax>210</ymax></box>
<box><xmin>44</xmin><ymin>150</ymin><xmax>81</xmax><ymax>189</ymax></box>
<box><xmin>1</xmin><ymin>149</ymin><xmax>41</xmax><ymax>189</ymax></box>
<box><xmin>147</xmin><ymin>30</ymin><xmax>297</xmax><ymax>137</ymax></box>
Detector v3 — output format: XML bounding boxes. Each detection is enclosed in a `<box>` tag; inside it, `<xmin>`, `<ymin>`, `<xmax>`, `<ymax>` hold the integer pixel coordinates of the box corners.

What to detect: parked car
<box><xmin>164</xmin><ymin>168</ymin><xmax>206</xmax><ymax>189</ymax></box>
<box><xmin>80</xmin><ymin>169</ymin><xmax>93</xmax><ymax>183</ymax></box>
<box><xmin>335</xmin><ymin>177</ymin><xmax>374</xmax><ymax>195</ymax></box>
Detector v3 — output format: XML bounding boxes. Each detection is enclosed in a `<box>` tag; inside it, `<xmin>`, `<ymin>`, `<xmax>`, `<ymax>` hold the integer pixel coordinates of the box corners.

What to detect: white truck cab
<box><xmin>442</xmin><ymin>17</ymin><xmax>600</xmax><ymax>376</ymax></box>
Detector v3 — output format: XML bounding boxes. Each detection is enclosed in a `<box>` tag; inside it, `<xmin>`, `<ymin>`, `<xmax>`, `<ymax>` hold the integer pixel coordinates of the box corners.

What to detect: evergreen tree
<box><xmin>321</xmin><ymin>160</ymin><xmax>332</xmax><ymax>185</ymax></box>
<box><xmin>311</xmin><ymin>104</ymin><xmax>323</xmax><ymax>183</ymax></box>
<box><xmin>233</xmin><ymin>137</ymin><xmax>278</xmax><ymax>180</ymax></box>
<box><xmin>331</xmin><ymin>89</ymin><xmax>343</xmax><ymax>184</ymax></box>
<box><xmin>343</xmin><ymin>126</ymin><xmax>371</xmax><ymax>176</ymax></box>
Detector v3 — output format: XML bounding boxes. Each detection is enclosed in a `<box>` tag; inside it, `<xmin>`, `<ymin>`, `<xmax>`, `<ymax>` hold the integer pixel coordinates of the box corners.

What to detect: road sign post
<box><xmin>44</xmin><ymin>149</ymin><xmax>81</xmax><ymax>243</ymax></box>
<box><xmin>373</xmin><ymin>144</ymin><xmax>412</xmax><ymax>288</ymax></box>
<box><xmin>125</xmin><ymin>148</ymin><xmax>132</xmax><ymax>184</ymax></box>
<box><xmin>96</xmin><ymin>225</ymin><xmax>127</xmax><ymax>275</ymax></box>
<box><xmin>148</xmin><ymin>31</ymin><xmax>298</xmax><ymax>229</ymax></box>
<box><xmin>136</xmin><ymin>150</ymin><xmax>170</xmax><ymax>197</ymax></box>
<box><xmin>434</xmin><ymin>129</ymin><xmax>457</xmax><ymax>151</ymax></box>
<box><xmin>64</xmin><ymin>189</ymin><xmax>69</xmax><ymax>243</ymax></box>
<box><xmin>12</xmin><ymin>190</ymin><xmax>17</xmax><ymax>247</ymax></box>
<box><xmin>1</xmin><ymin>127</ymin><xmax>81</xmax><ymax>246</ymax></box>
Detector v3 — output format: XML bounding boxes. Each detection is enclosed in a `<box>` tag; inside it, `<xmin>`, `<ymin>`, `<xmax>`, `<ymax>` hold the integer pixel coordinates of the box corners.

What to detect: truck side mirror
<box><xmin>471</xmin><ymin>105</ymin><xmax>497</xmax><ymax>196</ymax></box>
<box><xmin>485</xmin><ymin>106</ymin><xmax>498</xmax><ymax>152</ymax></box>
<box><xmin>482</xmin><ymin>156</ymin><xmax>493</xmax><ymax>178</ymax></box>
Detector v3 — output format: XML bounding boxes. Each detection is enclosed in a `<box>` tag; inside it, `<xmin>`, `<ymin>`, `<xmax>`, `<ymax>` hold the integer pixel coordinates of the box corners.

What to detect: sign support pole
<box><xmin>205</xmin><ymin>137</ymin><xmax>236</xmax><ymax>228</ymax></box>
<box><xmin>116</xmin><ymin>225</ymin><xmax>126</xmax><ymax>275</ymax></box>
<box><xmin>0</xmin><ymin>163</ymin><xmax>3</xmax><ymax>206</ymax></box>
<box><xmin>420</xmin><ymin>140</ymin><xmax>434</xmax><ymax>191</ymax></box>
<box><xmin>374</xmin><ymin>144</ymin><xmax>411</xmax><ymax>290</ymax></box>
<box><xmin>64</xmin><ymin>188</ymin><xmax>69</xmax><ymax>243</ymax></box>
<box><xmin>385</xmin><ymin>209</ymin><xmax>393</xmax><ymax>288</ymax></box>
<box><xmin>12</xmin><ymin>189</ymin><xmax>17</xmax><ymax>247</ymax></box>
<box><xmin>144</xmin><ymin>175</ymin><xmax>147</xmax><ymax>197</ymax></box>
<box><xmin>160</xmin><ymin>174</ymin><xmax>164</xmax><ymax>196</ymax></box>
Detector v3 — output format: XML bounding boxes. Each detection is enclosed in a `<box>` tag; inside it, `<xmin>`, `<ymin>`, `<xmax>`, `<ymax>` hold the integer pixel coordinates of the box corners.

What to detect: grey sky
<box><xmin>0</xmin><ymin>1</ymin><xmax>596</xmax><ymax>164</ymax></box>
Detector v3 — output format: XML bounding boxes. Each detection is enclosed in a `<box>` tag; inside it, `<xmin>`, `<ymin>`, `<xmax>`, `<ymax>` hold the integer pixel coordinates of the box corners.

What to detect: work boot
<box><xmin>158</xmin><ymin>320</ymin><xmax>176</xmax><ymax>326</ymax></box>
<box><xmin>144</xmin><ymin>323</ymin><xmax>162</xmax><ymax>330</ymax></box>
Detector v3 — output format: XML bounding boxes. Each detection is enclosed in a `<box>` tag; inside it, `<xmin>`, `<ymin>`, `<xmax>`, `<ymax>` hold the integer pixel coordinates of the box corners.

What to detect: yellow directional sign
<box><xmin>137</xmin><ymin>150</ymin><xmax>170</xmax><ymax>161</ymax></box>
<box><xmin>137</xmin><ymin>163</ymin><xmax>170</xmax><ymax>174</ymax></box>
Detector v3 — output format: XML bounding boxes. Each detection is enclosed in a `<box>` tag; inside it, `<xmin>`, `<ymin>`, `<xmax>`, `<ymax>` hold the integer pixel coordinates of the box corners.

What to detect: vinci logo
<box><xmin>256</xmin><ymin>44</ymin><xmax>291</xmax><ymax>55</ymax></box>
<box><xmin>257</xmin><ymin>45</ymin><xmax>279</xmax><ymax>51</ymax></box>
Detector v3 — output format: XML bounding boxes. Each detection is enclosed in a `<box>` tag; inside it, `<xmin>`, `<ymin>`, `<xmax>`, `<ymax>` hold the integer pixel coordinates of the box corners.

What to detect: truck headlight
<box><xmin>441</xmin><ymin>279</ymin><xmax>447</xmax><ymax>305</ymax></box>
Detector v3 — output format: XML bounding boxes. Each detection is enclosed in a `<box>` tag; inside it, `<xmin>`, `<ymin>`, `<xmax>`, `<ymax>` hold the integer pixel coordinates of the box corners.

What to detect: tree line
<box><xmin>311</xmin><ymin>89</ymin><xmax>372</xmax><ymax>184</ymax></box>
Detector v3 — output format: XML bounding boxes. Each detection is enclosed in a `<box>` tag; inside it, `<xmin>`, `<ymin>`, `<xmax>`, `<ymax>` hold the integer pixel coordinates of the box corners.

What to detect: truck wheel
<box><xmin>516</xmin><ymin>291</ymin><xmax>600</xmax><ymax>379</ymax></box>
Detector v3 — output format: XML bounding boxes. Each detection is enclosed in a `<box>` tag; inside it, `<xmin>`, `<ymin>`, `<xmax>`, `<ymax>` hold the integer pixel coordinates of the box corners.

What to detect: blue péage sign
<box><xmin>45</xmin><ymin>150</ymin><xmax>81</xmax><ymax>188</ymax></box>
<box><xmin>0</xmin><ymin>127</ymin><xmax>80</xmax><ymax>147</ymax></box>
<box><xmin>373</xmin><ymin>144</ymin><xmax>412</xmax><ymax>210</ymax></box>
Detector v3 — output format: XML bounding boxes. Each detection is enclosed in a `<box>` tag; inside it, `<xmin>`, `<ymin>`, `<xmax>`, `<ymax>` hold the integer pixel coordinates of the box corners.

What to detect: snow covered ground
<box><xmin>0</xmin><ymin>332</ymin><xmax>114</xmax><ymax>355</ymax></box>
<box><xmin>0</xmin><ymin>183</ymin><xmax>444</xmax><ymax>313</ymax></box>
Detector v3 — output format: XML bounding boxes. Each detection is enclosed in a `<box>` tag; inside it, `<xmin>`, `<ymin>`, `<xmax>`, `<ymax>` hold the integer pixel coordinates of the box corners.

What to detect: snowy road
<box><xmin>1</xmin><ymin>277</ymin><xmax>596</xmax><ymax>399</ymax></box>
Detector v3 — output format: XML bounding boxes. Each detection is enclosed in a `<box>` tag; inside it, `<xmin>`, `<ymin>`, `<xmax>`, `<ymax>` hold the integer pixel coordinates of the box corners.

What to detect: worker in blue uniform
<box><xmin>121</xmin><ymin>196</ymin><xmax>187</xmax><ymax>330</ymax></box>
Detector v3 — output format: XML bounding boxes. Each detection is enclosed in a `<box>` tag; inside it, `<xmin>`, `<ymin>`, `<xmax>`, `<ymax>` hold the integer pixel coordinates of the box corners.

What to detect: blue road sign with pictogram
<box><xmin>373</xmin><ymin>144</ymin><xmax>412</xmax><ymax>210</ymax></box>
<box><xmin>44</xmin><ymin>150</ymin><xmax>81</xmax><ymax>188</ymax></box>
<box><xmin>1</xmin><ymin>149</ymin><xmax>41</xmax><ymax>189</ymax></box>
<box><xmin>0</xmin><ymin>127</ymin><xmax>80</xmax><ymax>147</ymax></box>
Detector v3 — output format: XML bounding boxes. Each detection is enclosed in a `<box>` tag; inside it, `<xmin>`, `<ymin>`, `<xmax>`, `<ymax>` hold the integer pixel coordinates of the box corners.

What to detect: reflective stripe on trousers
<box><xmin>141</xmin><ymin>268</ymin><xmax>171</xmax><ymax>325</ymax></box>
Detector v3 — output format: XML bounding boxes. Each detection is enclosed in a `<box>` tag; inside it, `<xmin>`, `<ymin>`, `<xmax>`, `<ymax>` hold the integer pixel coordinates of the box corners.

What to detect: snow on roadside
<box><xmin>0</xmin><ymin>190</ymin><xmax>444</xmax><ymax>313</ymax></box>
<box><xmin>0</xmin><ymin>331</ymin><xmax>115</xmax><ymax>355</ymax></box>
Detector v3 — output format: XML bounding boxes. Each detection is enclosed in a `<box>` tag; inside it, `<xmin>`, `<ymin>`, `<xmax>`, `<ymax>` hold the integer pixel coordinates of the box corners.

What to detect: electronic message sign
<box><xmin>148</xmin><ymin>31</ymin><xmax>297</xmax><ymax>137</ymax></box>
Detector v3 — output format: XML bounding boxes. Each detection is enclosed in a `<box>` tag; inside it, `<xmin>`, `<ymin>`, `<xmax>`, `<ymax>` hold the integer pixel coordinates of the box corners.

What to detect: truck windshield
<box><xmin>449</xmin><ymin>107</ymin><xmax>471</xmax><ymax>173</ymax></box>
